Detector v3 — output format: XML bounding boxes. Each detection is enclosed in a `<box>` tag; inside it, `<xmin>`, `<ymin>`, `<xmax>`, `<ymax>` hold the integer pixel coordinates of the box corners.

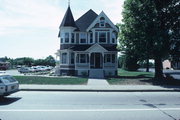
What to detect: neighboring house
<box><xmin>0</xmin><ymin>62</ymin><xmax>10</xmax><ymax>70</ymax></box>
<box><xmin>56</xmin><ymin>6</ymin><xmax>119</xmax><ymax>77</ymax></box>
<box><xmin>162</xmin><ymin>60</ymin><xmax>171</xmax><ymax>69</ymax></box>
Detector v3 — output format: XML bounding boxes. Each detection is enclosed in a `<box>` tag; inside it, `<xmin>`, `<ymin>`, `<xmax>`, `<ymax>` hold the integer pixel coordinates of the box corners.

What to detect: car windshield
<box><xmin>0</xmin><ymin>75</ymin><xmax>17</xmax><ymax>84</ymax></box>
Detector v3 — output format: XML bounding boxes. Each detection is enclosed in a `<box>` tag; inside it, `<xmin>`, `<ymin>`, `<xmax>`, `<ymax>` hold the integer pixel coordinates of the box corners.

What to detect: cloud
<box><xmin>0</xmin><ymin>0</ymin><xmax>64</xmax><ymax>35</ymax></box>
<box><xmin>0</xmin><ymin>0</ymin><xmax>125</xmax><ymax>59</ymax></box>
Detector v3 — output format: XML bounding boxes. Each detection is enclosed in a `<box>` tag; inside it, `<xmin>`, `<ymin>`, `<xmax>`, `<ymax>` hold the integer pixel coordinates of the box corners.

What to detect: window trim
<box><xmin>71</xmin><ymin>33</ymin><xmax>75</xmax><ymax>44</ymax></box>
<box><xmin>112</xmin><ymin>32</ymin><xmax>116</xmax><ymax>44</ymax></box>
<box><xmin>65</xmin><ymin>33</ymin><xmax>69</xmax><ymax>43</ymax></box>
<box><xmin>89</xmin><ymin>32</ymin><xmax>93</xmax><ymax>44</ymax></box>
<box><xmin>99</xmin><ymin>17</ymin><xmax>105</xmax><ymax>27</ymax></box>
<box><xmin>80</xmin><ymin>33</ymin><xmax>87</xmax><ymax>44</ymax></box>
<box><xmin>98</xmin><ymin>32</ymin><xmax>107</xmax><ymax>44</ymax></box>
<box><xmin>77</xmin><ymin>54</ymin><xmax>89</xmax><ymax>63</ymax></box>
<box><xmin>61</xmin><ymin>53</ymin><xmax>67</xmax><ymax>64</ymax></box>
<box><xmin>104</xmin><ymin>54</ymin><xmax>115</xmax><ymax>63</ymax></box>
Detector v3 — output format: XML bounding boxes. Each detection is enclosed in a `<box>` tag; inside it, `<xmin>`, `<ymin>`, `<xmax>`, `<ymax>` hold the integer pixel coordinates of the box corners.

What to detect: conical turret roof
<box><xmin>60</xmin><ymin>6</ymin><xmax>77</xmax><ymax>28</ymax></box>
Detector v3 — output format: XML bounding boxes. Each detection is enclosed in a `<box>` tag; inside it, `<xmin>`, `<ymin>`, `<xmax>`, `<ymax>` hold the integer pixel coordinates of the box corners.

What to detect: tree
<box><xmin>45</xmin><ymin>55</ymin><xmax>56</xmax><ymax>66</ymax></box>
<box><xmin>119</xmin><ymin>0</ymin><xmax>176</xmax><ymax>79</ymax></box>
<box><xmin>14</xmin><ymin>57</ymin><xmax>34</xmax><ymax>66</ymax></box>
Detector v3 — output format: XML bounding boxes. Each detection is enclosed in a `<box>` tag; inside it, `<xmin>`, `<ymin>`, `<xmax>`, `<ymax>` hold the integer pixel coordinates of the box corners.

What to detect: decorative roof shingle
<box><xmin>75</xmin><ymin>9</ymin><xmax>98</xmax><ymax>32</ymax></box>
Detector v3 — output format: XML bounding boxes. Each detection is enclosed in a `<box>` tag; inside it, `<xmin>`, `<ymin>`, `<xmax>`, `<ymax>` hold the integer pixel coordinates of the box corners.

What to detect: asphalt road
<box><xmin>0</xmin><ymin>91</ymin><xmax>180</xmax><ymax>120</ymax></box>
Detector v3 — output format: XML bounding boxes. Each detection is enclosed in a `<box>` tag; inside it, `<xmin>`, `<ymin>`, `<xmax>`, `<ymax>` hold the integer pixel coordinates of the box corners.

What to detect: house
<box><xmin>56</xmin><ymin>5</ymin><xmax>119</xmax><ymax>78</ymax></box>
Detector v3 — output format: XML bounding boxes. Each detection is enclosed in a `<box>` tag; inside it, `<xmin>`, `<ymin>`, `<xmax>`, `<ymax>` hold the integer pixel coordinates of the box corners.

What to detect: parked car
<box><xmin>18</xmin><ymin>67</ymin><xmax>31</xmax><ymax>73</ymax></box>
<box><xmin>0</xmin><ymin>74</ymin><xmax>19</xmax><ymax>97</ymax></box>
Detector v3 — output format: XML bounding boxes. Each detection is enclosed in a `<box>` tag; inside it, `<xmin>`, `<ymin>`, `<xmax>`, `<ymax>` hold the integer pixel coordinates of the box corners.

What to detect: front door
<box><xmin>95</xmin><ymin>53</ymin><xmax>101</xmax><ymax>68</ymax></box>
<box><xmin>90</xmin><ymin>53</ymin><xmax>102</xmax><ymax>69</ymax></box>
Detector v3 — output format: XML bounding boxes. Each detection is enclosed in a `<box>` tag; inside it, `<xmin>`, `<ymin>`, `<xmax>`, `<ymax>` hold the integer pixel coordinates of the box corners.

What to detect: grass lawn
<box><xmin>118</xmin><ymin>69</ymin><xmax>154</xmax><ymax>77</ymax></box>
<box><xmin>107</xmin><ymin>69</ymin><xmax>154</xmax><ymax>85</ymax></box>
<box><xmin>14</xmin><ymin>76</ymin><xmax>88</xmax><ymax>85</ymax></box>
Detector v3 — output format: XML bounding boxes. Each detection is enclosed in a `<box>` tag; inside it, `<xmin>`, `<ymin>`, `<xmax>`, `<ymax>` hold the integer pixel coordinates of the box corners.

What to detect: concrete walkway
<box><xmin>87</xmin><ymin>78</ymin><xmax>109</xmax><ymax>86</ymax></box>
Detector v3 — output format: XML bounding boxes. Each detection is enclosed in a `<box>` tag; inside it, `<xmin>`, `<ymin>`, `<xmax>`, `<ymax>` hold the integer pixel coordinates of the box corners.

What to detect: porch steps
<box><xmin>89</xmin><ymin>69</ymin><xmax>104</xmax><ymax>79</ymax></box>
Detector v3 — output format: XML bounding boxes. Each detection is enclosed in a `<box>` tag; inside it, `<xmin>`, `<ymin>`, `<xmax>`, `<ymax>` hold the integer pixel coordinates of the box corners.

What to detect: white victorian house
<box><xmin>56</xmin><ymin>6</ymin><xmax>119</xmax><ymax>78</ymax></box>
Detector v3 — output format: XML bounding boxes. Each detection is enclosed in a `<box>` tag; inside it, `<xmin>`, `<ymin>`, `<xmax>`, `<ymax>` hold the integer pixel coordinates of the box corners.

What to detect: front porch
<box><xmin>75</xmin><ymin>52</ymin><xmax>118</xmax><ymax>77</ymax></box>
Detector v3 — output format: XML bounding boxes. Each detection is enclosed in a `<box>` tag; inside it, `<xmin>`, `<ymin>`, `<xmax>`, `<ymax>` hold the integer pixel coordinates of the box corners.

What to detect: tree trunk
<box><xmin>146</xmin><ymin>58</ymin><xmax>149</xmax><ymax>72</ymax></box>
<box><xmin>154</xmin><ymin>56</ymin><xmax>163</xmax><ymax>80</ymax></box>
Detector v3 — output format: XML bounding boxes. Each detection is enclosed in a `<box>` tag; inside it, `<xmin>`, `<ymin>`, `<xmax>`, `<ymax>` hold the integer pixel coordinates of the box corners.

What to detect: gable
<box><xmin>87</xmin><ymin>11</ymin><xmax>119</xmax><ymax>32</ymax></box>
<box><xmin>85</xmin><ymin>44</ymin><xmax>108</xmax><ymax>53</ymax></box>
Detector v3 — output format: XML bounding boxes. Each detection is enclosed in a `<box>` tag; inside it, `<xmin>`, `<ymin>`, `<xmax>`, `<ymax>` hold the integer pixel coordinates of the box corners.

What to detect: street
<box><xmin>0</xmin><ymin>91</ymin><xmax>180</xmax><ymax>120</ymax></box>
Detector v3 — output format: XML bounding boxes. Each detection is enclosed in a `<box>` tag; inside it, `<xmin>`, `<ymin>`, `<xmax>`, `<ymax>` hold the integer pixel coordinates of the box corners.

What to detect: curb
<box><xmin>20</xmin><ymin>89</ymin><xmax>180</xmax><ymax>92</ymax></box>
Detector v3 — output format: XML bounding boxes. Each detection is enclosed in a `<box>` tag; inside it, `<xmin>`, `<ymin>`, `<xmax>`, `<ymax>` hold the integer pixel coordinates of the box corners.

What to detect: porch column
<box><xmin>115</xmin><ymin>53</ymin><xmax>118</xmax><ymax>69</ymax></box>
<box><xmin>102</xmin><ymin>53</ymin><xmax>104</xmax><ymax>69</ymax></box>
<box><xmin>89</xmin><ymin>53</ymin><xmax>91</xmax><ymax>69</ymax></box>
<box><xmin>75</xmin><ymin>52</ymin><xmax>77</xmax><ymax>70</ymax></box>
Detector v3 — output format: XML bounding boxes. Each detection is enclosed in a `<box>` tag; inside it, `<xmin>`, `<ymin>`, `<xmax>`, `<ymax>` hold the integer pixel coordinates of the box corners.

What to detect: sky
<box><xmin>0</xmin><ymin>0</ymin><xmax>124</xmax><ymax>59</ymax></box>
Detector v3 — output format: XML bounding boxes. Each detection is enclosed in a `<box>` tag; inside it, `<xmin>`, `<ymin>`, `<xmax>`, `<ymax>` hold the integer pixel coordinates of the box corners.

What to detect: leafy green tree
<box><xmin>119</xmin><ymin>0</ymin><xmax>178</xmax><ymax>79</ymax></box>
<box><xmin>45</xmin><ymin>55</ymin><xmax>56</xmax><ymax>66</ymax></box>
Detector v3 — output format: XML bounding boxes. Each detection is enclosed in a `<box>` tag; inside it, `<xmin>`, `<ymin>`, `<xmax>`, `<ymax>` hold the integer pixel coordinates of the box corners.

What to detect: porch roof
<box><xmin>69</xmin><ymin>44</ymin><xmax>118</xmax><ymax>52</ymax></box>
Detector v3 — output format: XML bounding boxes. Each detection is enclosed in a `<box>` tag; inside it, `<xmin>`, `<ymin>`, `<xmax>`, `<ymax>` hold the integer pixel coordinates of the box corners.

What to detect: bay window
<box><xmin>65</xmin><ymin>33</ymin><xmax>69</xmax><ymax>43</ymax></box>
<box><xmin>62</xmin><ymin>53</ymin><xmax>67</xmax><ymax>64</ymax></box>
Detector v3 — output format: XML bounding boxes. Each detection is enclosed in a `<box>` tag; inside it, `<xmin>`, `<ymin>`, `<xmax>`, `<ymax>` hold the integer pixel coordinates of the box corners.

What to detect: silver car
<box><xmin>0</xmin><ymin>74</ymin><xmax>19</xmax><ymax>97</ymax></box>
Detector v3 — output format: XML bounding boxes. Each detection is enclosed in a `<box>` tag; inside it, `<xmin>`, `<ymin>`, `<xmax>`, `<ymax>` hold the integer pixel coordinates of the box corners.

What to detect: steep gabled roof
<box><xmin>75</xmin><ymin>9</ymin><xmax>98</xmax><ymax>32</ymax></box>
<box><xmin>60</xmin><ymin>7</ymin><xmax>77</xmax><ymax>28</ymax></box>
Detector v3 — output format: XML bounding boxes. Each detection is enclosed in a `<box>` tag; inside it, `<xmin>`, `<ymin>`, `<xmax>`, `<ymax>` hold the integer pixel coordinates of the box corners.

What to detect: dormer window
<box><xmin>100</xmin><ymin>17</ymin><xmax>105</xmax><ymax>27</ymax></box>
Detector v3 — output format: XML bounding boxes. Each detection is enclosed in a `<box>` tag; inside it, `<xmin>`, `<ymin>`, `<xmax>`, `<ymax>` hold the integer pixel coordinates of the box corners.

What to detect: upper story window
<box><xmin>71</xmin><ymin>33</ymin><xmax>75</xmax><ymax>43</ymax></box>
<box><xmin>60</xmin><ymin>33</ymin><xmax>64</xmax><ymax>43</ymax></box>
<box><xmin>65</xmin><ymin>33</ymin><xmax>69</xmax><ymax>43</ymax></box>
<box><xmin>80</xmin><ymin>33</ymin><xmax>86</xmax><ymax>44</ymax></box>
<box><xmin>90</xmin><ymin>32</ymin><xmax>93</xmax><ymax>43</ymax></box>
<box><xmin>100</xmin><ymin>17</ymin><xmax>105</xmax><ymax>27</ymax></box>
<box><xmin>99</xmin><ymin>32</ymin><xmax>107</xmax><ymax>43</ymax></box>
<box><xmin>112</xmin><ymin>32</ymin><xmax>116</xmax><ymax>44</ymax></box>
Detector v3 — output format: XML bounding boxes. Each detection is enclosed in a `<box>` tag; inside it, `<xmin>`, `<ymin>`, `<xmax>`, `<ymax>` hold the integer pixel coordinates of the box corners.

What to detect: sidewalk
<box><xmin>20</xmin><ymin>84</ymin><xmax>180</xmax><ymax>92</ymax></box>
<box><xmin>87</xmin><ymin>78</ymin><xmax>109</xmax><ymax>86</ymax></box>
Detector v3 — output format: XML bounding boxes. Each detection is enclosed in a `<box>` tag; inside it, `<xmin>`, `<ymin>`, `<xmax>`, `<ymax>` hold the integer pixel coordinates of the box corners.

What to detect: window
<box><xmin>105</xmin><ymin>54</ymin><xmax>116</xmax><ymax>63</ymax></box>
<box><xmin>80</xmin><ymin>33</ymin><xmax>86</xmax><ymax>43</ymax></box>
<box><xmin>99</xmin><ymin>32</ymin><xmax>106</xmax><ymax>43</ymax></box>
<box><xmin>62</xmin><ymin>53</ymin><xmax>67</xmax><ymax>64</ymax></box>
<box><xmin>71</xmin><ymin>53</ymin><xmax>74</xmax><ymax>64</ymax></box>
<box><xmin>61</xmin><ymin>38</ymin><xmax>63</xmax><ymax>43</ymax></box>
<box><xmin>106</xmin><ymin>54</ymin><xmax>111</xmax><ymax>62</ymax></box>
<box><xmin>60</xmin><ymin>33</ymin><xmax>64</xmax><ymax>43</ymax></box>
<box><xmin>65</xmin><ymin>33</ymin><xmax>69</xmax><ymax>43</ymax></box>
<box><xmin>80</xmin><ymin>54</ymin><xmax>86</xmax><ymax>63</ymax></box>
<box><xmin>77</xmin><ymin>54</ymin><xmax>88</xmax><ymax>63</ymax></box>
<box><xmin>71</xmin><ymin>33</ymin><xmax>75</xmax><ymax>43</ymax></box>
<box><xmin>90</xmin><ymin>32</ymin><xmax>93</xmax><ymax>43</ymax></box>
<box><xmin>100</xmin><ymin>17</ymin><xmax>105</xmax><ymax>27</ymax></box>
<box><xmin>112</xmin><ymin>33</ymin><xmax>116</xmax><ymax>43</ymax></box>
